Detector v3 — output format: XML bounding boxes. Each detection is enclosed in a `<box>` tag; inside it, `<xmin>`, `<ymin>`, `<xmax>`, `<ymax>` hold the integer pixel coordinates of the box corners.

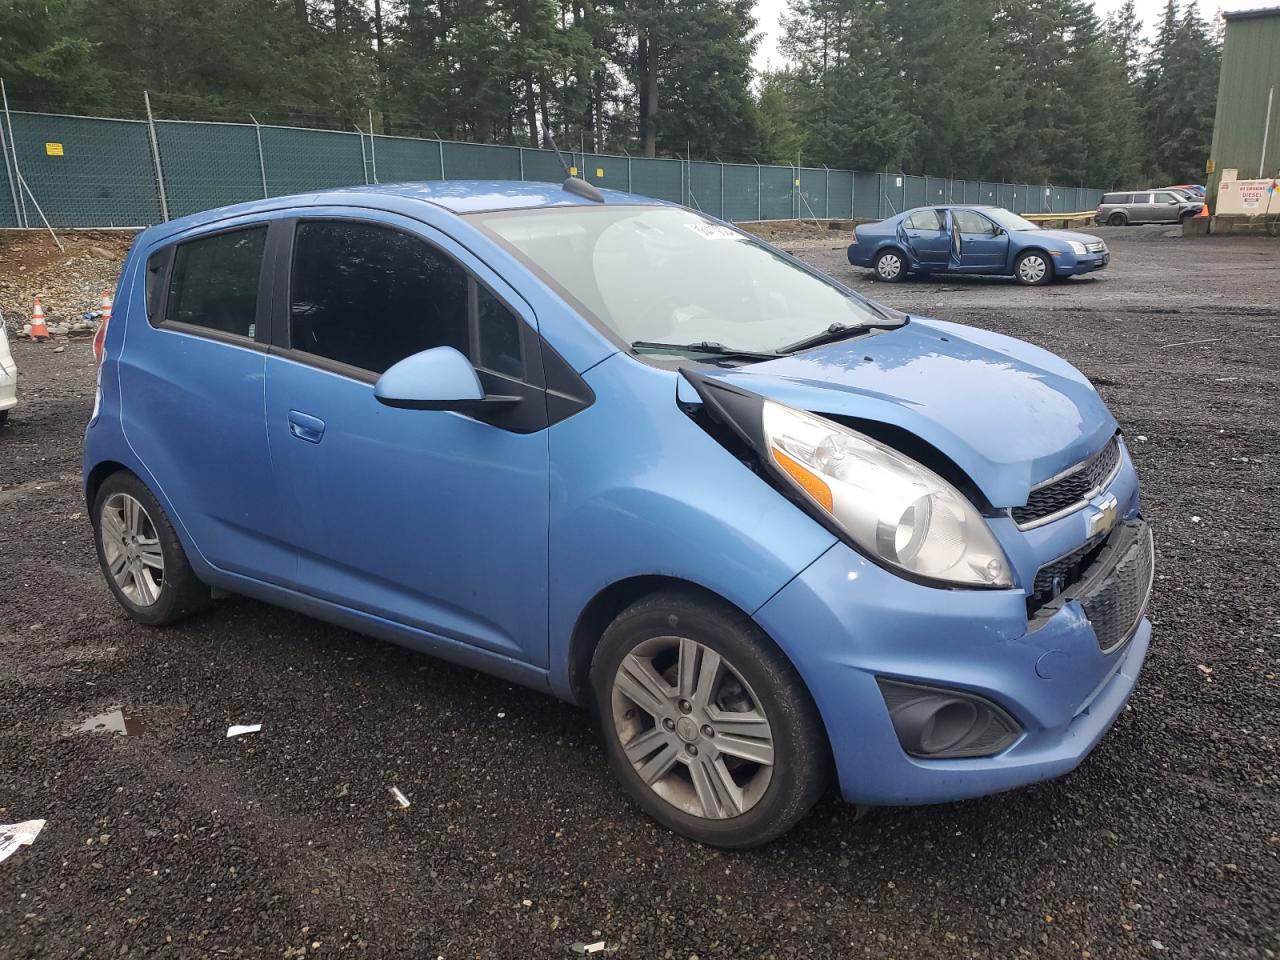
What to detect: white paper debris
<box><xmin>0</xmin><ymin>820</ymin><xmax>46</xmax><ymax>864</ymax></box>
<box><xmin>570</xmin><ymin>943</ymin><xmax>606</xmax><ymax>956</ymax></box>
<box><xmin>226</xmin><ymin>724</ymin><xmax>262</xmax><ymax>738</ymax></box>
<box><xmin>389</xmin><ymin>787</ymin><xmax>411</xmax><ymax>808</ymax></box>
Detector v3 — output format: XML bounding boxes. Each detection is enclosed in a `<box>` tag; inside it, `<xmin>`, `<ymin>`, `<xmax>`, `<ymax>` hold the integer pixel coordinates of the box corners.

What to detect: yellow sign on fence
<box><xmin>45</xmin><ymin>142</ymin><xmax>64</xmax><ymax>156</ymax></box>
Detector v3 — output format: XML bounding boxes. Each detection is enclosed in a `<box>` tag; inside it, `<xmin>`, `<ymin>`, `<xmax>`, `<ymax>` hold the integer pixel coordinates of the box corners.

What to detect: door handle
<box><xmin>287</xmin><ymin>410</ymin><xmax>326</xmax><ymax>444</ymax></box>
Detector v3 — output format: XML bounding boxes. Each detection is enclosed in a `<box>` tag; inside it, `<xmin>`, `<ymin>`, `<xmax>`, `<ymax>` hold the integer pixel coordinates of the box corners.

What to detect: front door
<box><xmin>263</xmin><ymin>214</ymin><xmax>550</xmax><ymax>666</ymax></box>
<box><xmin>948</xmin><ymin>208</ymin><xmax>1009</xmax><ymax>272</ymax></box>
<box><xmin>898</xmin><ymin>209</ymin><xmax>951</xmax><ymax>268</ymax></box>
<box><xmin>1150</xmin><ymin>191</ymin><xmax>1182</xmax><ymax>222</ymax></box>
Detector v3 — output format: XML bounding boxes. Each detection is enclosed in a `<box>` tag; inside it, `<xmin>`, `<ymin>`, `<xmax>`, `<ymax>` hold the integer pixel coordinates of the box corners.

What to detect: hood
<box><xmin>1026</xmin><ymin>228</ymin><xmax>1103</xmax><ymax>246</ymax></box>
<box><xmin>691</xmin><ymin>318</ymin><xmax>1117</xmax><ymax>508</ymax></box>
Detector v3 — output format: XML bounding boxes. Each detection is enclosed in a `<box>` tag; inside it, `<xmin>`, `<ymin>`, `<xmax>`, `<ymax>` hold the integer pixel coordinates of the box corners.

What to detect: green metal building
<box><xmin>1207</xmin><ymin>5</ymin><xmax>1280</xmax><ymax>206</ymax></box>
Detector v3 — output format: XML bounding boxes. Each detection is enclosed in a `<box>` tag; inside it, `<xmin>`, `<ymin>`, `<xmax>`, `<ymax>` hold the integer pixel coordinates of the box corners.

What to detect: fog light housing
<box><xmin>877</xmin><ymin>679</ymin><xmax>1021</xmax><ymax>758</ymax></box>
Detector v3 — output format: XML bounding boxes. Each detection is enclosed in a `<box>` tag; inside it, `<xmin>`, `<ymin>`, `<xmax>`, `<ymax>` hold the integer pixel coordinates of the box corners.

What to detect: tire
<box><xmin>1014</xmin><ymin>250</ymin><xmax>1053</xmax><ymax>286</ymax></box>
<box><xmin>92</xmin><ymin>471</ymin><xmax>210</xmax><ymax>626</ymax></box>
<box><xmin>873</xmin><ymin>249</ymin><xmax>907</xmax><ymax>282</ymax></box>
<box><xmin>0</xmin><ymin>409</ymin><xmax>8</xmax><ymax>426</ymax></box>
<box><xmin>1107</xmin><ymin>211</ymin><xmax>1128</xmax><ymax>226</ymax></box>
<box><xmin>590</xmin><ymin>589</ymin><xmax>829</xmax><ymax>848</ymax></box>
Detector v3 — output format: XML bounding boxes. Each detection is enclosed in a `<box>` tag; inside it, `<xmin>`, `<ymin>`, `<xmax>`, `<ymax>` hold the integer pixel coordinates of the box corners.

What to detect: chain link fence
<box><xmin>0</xmin><ymin>105</ymin><xmax>1106</xmax><ymax>230</ymax></box>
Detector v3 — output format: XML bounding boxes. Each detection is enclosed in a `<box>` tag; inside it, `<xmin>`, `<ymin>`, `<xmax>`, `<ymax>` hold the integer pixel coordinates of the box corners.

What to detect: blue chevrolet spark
<box><xmin>84</xmin><ymin>179</ymin><xmax>1152</xmax><ymax>847</ymax></box>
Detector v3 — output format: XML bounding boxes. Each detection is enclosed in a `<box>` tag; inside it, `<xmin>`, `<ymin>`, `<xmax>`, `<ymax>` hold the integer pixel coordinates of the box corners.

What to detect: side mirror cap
<box><xmin>374</xmin><ymin>346</ymin><xmax>486</xmax><ymax>411</ymax></box>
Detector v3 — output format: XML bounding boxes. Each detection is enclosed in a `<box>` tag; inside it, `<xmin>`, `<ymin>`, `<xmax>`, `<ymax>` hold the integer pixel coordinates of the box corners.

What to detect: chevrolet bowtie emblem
<box><xmin>1086</xmin><ymin>493</ymin><xmax>1119</xmax><ymax>539</ymax></box>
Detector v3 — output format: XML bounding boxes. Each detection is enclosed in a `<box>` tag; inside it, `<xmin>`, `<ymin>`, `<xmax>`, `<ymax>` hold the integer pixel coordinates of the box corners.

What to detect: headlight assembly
<box><xmin>1067</xmin><ymin>240</ymin><xmax>1088</xmax><ymax>256</ymax></box>
<box><xmin>760</xmin><ymin>401</ymin><xmax>1012</xmax><ymax>588</ymax></box>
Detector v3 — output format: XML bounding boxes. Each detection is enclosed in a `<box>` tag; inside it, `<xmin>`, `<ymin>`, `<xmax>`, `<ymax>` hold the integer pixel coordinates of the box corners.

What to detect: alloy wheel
<box><xmin>1018</xmin><ymin>254</ymin><xmax>1047</xmax><ymax>284</ymax></box>
<box><xmin>611</xmin><ymin>636</ymin><xmax>775</xmax><ymax>820</ymax></box>
<box><xmin>100</xmin><ymin>492</ymin><xmax>165</xmax><ymax>606</ymax></box>
<box><xmin>877</xmin><ymin>253</ymin><xmax>902</xmax><ymax>280</ymax></box>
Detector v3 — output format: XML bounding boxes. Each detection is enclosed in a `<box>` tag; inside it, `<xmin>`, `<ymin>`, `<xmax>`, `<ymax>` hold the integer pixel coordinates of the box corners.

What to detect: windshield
<box><xmin>983</xmin><ymin>208</ymin><xmax>1040</xmax><ymax>232</ymax></box>
<box><xmin>471</xmin><ymin>205</ymin><xmax>899</xmax><ymax>354</ymax></box>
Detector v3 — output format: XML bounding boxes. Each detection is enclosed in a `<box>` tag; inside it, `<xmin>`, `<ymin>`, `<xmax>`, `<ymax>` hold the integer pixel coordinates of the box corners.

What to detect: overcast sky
<box><xmin>751</xmin><ymin>0</ymin><xmax>1277</xmax><ymax>72</ymax></box>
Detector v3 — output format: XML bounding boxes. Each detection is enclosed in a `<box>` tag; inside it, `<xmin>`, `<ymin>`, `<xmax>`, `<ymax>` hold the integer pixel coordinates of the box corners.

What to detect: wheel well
<box><xmin>876</xmin><ymin>245</ymin><xmax>906</xmax><ymax>261</ymax></box>
<box><xmin>1016</xmin><ymin>247</ymin><xmax>1055</xmax><ymax>272</ymax></box>
<box><xmin>567</xmin><ymin>575</ymin><xmax>741</xmax><ymax>705</ymax></box>
<box><xmin>85</xmin><ymin>460</ymin><xmax>129</xmax><ymax>509</ymax></box>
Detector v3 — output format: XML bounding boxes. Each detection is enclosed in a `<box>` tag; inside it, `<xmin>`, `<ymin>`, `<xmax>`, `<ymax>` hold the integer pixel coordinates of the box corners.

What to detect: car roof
<box><xmin>147</xmin><ymin>179</ymin><xmax>665</xmax><ymax>239</ymax></box>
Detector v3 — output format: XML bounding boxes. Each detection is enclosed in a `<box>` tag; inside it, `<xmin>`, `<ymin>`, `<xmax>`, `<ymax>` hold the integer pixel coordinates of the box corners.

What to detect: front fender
<box><xmin>545</xmin><ymin>353</ymin><xmax>836</xmax><ymax>701</ymax></box>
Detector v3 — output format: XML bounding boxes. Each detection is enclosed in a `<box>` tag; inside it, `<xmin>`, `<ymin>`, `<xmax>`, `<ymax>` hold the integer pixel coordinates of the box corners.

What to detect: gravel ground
<box><xmin>1</xmin><ymin>225</ymin><xmax>1277</xmax><ymax>959</ymax></box>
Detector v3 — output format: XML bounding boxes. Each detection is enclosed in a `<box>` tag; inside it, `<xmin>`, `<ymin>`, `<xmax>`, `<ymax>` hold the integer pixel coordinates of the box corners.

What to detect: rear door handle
<box><xmin>287</xmin><ymin>410</ymin><xmax>326</xmax><ymax>444</ymax></box>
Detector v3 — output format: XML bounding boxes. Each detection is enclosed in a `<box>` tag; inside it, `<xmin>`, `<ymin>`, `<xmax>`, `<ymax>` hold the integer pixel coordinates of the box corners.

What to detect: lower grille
<box><xmin>1030</xmin><ymin>520</ymin><xmax>1154</xmax><ymax>653</ymax></box>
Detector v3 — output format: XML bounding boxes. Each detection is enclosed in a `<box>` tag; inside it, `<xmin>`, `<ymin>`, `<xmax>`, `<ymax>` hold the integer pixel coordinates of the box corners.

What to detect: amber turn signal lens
<box><xmin>771</xmin><ymin>447</ymin><xmax>834</xmax><ymax>512</ymax></box>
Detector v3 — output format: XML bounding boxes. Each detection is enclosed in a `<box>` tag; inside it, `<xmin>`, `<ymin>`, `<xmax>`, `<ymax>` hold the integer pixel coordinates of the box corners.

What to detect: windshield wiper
<box><xmin>631</xmin><ymin>340</ymin><xmax>782</xmax><ymax>361</ymax></box>
<box><xmin>780</xmin><ymin>322</ymin><xmax>869</xmax><ymax>354</ymax></box>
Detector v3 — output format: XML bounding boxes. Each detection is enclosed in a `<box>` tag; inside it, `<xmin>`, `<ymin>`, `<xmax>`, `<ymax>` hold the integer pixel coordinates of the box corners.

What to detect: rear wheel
<box><xmin>1014</xmin><ymin>250</ymin><xmax>1052</xmax><ymax>286</ymax></box>
<box><xmin>0</xmin><ymin>409</ymin><xmax>8</xmax><ymax>426</ymax></box>
<box><xmin>591</xmin><ymin>590</ymin><xmax>829</xmax><ymax>848</ymax></box>
<box><xmin>92</xmin><ymin>471</ymin><xmax>210</xmax><ymax>626</ymax></box>
<box><xmin>873</xmin><ymin>249</ymin><xmax>907</xmax><ymax>282</ymax></box>
<box><xmin>1107</xmin><ymin>211</ymin><xmax>1128</xmax><ymax>226</ymax></box>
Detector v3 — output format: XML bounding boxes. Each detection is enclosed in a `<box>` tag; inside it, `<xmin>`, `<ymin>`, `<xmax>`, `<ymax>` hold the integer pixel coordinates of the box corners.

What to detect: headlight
<box><xmin>1067</xmin><ymin>240</ymin><xmax>1088</xmax><ymax>256</ymax></box>
<box><xmin>761</xmin><ymin>401</ymin><xmax>1012</xmax><ymax>587</ymax></box>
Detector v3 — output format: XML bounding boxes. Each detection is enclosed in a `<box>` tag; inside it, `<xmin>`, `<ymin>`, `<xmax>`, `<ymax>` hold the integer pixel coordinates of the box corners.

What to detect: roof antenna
<box><xmin>548</xmin><ymin>134</ymin><xmax>605</xmax><ymax>203</ymax></box>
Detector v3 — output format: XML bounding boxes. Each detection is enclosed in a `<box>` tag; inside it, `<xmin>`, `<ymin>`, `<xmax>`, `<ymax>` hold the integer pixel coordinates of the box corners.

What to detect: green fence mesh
<box><xmin>0</xmin><ymin>109</ymin><xmax>1110</xmax><ymax>229</ymax></box>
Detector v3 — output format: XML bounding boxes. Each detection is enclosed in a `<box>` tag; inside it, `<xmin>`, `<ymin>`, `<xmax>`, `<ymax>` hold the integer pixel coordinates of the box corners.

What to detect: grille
<box><xmin>1027</xmin><ymin>535</ymin><xmax>1106</xmax><ymax>616</ymax></box>
<box><xmin>1012</xmin><ymin>435</ymin><xmax>1122</xmax><ymax>527</ymax></box>
<box><xmin>1031</xmin><ymin>521</ymin><xmax>1154</xmax><ymax>653</ymax></box>
<box><xmin>1086</xmin><ymin>241</ymin><xmax>1107</xmax><ymax>253</ymax></box>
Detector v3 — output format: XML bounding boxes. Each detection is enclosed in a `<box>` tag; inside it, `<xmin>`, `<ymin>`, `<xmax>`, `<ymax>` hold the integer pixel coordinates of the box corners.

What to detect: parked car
<box><xmin>1096</xmin><ymin>190</ymin><xmax>1204</xmax><ymax>225</ymax></box>
<box><xmin>0</xmin><ymin>318</ymin><xmax>17</xmax><ymax>425</ymax></box>
<box><xmin>847</xmin><ymin>205</ymin><xmax>1109</xmax><ymax>286</ymax></box>
<box><xmin>84</xmin><ymin>180</ymin><xmax>1153</xmax><ymax>848</ymax></box>
<box><xmin>1167</xmin><ymin>184</ymin><xmax>1207</xmax><ymax>198</ymax></box>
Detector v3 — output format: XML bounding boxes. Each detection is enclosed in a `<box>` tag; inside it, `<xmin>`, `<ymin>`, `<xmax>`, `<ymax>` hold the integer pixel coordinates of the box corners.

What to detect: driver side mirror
<box><xmin>374</xmin><ymin>346</ymin><xmax>515</xmax><ymax>411</ymax></box>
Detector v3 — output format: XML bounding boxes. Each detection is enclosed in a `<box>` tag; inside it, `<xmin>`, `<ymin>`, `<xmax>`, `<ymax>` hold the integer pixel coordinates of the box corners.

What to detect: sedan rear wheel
<box><xmin>592</xmin><ymin>590</ymin><xmax>829</xmax><ymax>848</ymax></box>
<box><xmin>874</xmin><ymin>250</ymin><xmax>907</xmax><ymax>282</ymax></box>
<box><xmin>1015</xmin><ymin>251</ymin><xmax>1052</xmax><ymax>286</ymax></box>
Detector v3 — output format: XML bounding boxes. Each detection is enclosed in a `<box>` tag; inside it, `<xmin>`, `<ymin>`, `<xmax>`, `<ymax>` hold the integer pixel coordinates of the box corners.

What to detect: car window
<box><xmin>952</xmin><ymin>209</ymin><xmax>996</xmax><ymax>235</ymax></box>
<box><xmin>165</xmin><ymin>227</ymin><xmax>267</xmax><ymax>339</ymax></box>
<box><xmin>1153</xmin><ymin>192</ymin><xmax>1177</xmax><ymax>203</ymax></box>
<box><xmin>905</xmin><ymin>209</ymin><xmax>944</xmax><ymax>231</ymax></box>
<box><xmin>291</xmin><ymin>220</ymin><xmax>498</xmax><ymax>377</ymax></box>
<box><xmin>475</xmin><ymin>284</ymin><xmax>523</xmax><ymax>378</ymax></box>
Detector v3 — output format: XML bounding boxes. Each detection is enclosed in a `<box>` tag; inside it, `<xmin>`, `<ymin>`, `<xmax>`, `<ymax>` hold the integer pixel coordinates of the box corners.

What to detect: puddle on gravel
<box><xmin>78</xmin><ymin>707</ymin><xmax>145</xmax><ymax>736</ymax></box>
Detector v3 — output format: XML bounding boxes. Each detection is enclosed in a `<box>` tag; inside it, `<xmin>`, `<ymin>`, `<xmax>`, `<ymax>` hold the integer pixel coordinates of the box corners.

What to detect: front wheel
<box><xmin>873</xmin><ymin>249</ymin><xmax>907</xmax><ymax>282</ymax></box>
<box><xmin>591</xmin><ymin>590</ymin><xmax>829</xmax><ymax>848</ymax></box>
<box><xmin>92</xmin><ymin>471</ymin><xmax>210</xmax><ymax>626</ymax></box>
<box><xmin>1014</xmin><ymin>250</ymin><xmax>1052</xmax><ymax>286</ymax></box>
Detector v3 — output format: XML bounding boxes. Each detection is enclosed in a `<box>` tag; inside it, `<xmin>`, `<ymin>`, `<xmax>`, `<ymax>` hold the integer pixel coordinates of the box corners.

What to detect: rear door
<box><xmin>898</xmin><ymin>209</ymin><xmax>950</xmax><ymax>268</ymax></box>
<box><xmin>1133</xmin><ymin>192</ymin><xmax>1158</xmax><ymax>222</ymax></box>
<box><xmin>949</xmin><ymin>208</ymin><xmax>1008</xmax><ymax>272</ymax></box>
<box><xmin>262</xmin><ymin>212</ymin><xmax>553</xmax><ymax>665</ymax></box>
<box><xmin>119</xmin><ymin>219</ymin><xmax>296</xmax><ymax>583</ymax></box>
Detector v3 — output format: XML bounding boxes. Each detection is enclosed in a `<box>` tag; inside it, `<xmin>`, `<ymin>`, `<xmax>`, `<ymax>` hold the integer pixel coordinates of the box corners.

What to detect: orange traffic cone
<box><xmin>100</xmin><ymin>290</ymin><xmax>112</xmax><ymax>321</ymax></box>
<box><xmin>1198</xmin><ymin>201</ymin><xmax>1209</xmax><ymax>218</ymax></box>
<box><xmin>30</xmin><ymin>297</ymin><xmax>49</xmax><ymax>341</ymax></box>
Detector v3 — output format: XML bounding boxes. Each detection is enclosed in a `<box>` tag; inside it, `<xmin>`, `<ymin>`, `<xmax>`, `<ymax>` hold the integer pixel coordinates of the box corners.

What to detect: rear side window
<box><xmin>905</xmin><ymin>209</ymin><xmax>944</xmax><ymax>230</ymax></box>
<box><xmin>165</xmin><ymin>227</ymin><xmax>267</xmax><ymax>339</ymax></box>
<box><xmin>290</xmin><ymin>221</ymin><xmax>469</xmax><ymax>375</ymax></box>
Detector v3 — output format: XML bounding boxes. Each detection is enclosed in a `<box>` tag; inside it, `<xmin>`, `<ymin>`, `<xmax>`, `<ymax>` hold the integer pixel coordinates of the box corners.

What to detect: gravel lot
<box><xmin>1</xmin><ymin>225</ymin><xmax>1277</xmax><ymax>959</ymax></box>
